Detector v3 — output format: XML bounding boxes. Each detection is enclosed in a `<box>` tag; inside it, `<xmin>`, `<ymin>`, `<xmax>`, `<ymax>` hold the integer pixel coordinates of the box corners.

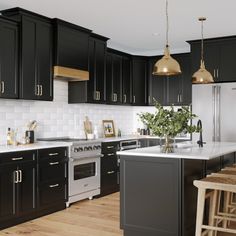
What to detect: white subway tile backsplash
<box><xmin>0</xmin><ymin>80</ymin><xmax>160</xmax><ymax>144</ymax></box>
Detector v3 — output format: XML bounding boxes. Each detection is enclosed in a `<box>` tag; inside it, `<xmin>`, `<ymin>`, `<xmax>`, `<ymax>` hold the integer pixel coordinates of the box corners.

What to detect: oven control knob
<box><xmin>78</xmin><ymin>147</ymin><xmax>83</xmax><ymax>152</ymax></box>
<box><xmin>84</xmin><ymin>146</ymin><xmax>88</xmax><ymax>151</ymax></box>
<box><xmin>88</xmin><ymin>146</ymin><xmax>93</xmax><ymax>151</ymax></box>
<box><xmin>97</xmin><ymin>145</ymin><xmax>101</xmax><ymax>149</ymax></box>
<box><xmin>74</xmin><ymin>148</ymin><xmax>79</xmax><ymax>152</ymax></box>
<box><xmin>93</xmin><ymin>146</ymin><xmax>97</xmax><ymax>150</ymax></box>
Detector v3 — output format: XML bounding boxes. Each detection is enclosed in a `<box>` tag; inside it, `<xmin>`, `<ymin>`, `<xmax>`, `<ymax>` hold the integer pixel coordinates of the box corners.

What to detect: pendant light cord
<box><xmin>166</xmin><ymin>0</ymin><xmax>169</xmax><ymax>46</ymax></box>
<box><xmin>201</xmin><ymin>19</ymin><xmax>204</xmax><ymax>62</ymax></box>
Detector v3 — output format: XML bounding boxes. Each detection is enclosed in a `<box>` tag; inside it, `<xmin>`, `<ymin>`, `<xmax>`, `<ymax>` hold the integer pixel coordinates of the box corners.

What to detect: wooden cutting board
<box><xmin>84</xmin><ymin>116</ymin><xmax>92</xmax><ymax>138</ymax></box>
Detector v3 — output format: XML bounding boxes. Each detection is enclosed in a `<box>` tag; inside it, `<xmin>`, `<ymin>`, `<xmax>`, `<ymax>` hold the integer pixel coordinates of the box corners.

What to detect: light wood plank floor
<box><xmin>0</xmin><ymin>193</ymin><xmax>123</xmax><ymax>236</ymax></box>
<box><xmin>0</xmin><ymin>192</ymin><xmax>235</xmax><ymax>236</ymax></box>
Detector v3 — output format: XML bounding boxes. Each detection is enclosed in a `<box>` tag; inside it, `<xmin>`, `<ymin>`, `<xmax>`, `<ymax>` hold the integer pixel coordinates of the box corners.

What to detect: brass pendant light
<box><xmin>192</xmin><ymin>17</ymin><xmax>214</xmax><ymax>84</ymax></box>
<box><xmin>153</xmin><ymin>0</ymin><xmax>181</xmax><ymax>76</ymax></box>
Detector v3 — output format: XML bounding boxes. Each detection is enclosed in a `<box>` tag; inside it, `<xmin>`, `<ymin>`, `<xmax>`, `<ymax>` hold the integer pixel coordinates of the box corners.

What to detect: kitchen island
<box><xmin>117</xmin><ymin>142</ymin><xmax>236</xmax><ymax>236</ymax></box>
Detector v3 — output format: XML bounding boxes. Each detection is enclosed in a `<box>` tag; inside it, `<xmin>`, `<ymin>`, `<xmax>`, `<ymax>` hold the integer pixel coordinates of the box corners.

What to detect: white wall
<box><xmin>0</xmin><ymin>80</ymin><xmax>152</xmax><ymax>144</ymax></box>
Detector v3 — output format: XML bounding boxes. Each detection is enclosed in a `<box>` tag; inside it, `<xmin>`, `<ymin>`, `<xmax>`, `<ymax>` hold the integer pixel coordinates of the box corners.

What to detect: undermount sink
<box><xmin>175</xmin><ymin>142</ymin><xmax>194</xmax><ymax>149</ymax></box>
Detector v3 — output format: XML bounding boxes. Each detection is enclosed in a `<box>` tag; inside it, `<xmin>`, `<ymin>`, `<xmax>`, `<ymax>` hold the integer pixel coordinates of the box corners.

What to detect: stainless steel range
<box><xmin>38</xmin><ymin>137</ymin><xmax>102</xmax><ymax>207</ymax></box>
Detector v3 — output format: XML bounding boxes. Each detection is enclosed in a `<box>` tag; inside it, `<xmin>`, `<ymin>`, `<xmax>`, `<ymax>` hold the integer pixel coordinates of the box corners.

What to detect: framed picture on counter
<box><xmin>103</xmin><ymin>120</ymin><xmax>115</xmax><ymax>137</ymax></box>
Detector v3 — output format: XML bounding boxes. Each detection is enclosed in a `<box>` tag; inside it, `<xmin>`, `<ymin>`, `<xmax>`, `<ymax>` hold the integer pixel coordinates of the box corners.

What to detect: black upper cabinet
<box><xmin>1</xmin><ymin>8</ymin><xmax>53</xmax><ymax>101</ymax></box>
<box><xmin>54</xmin><ymin>19</ymin><xmax>91</xmax><ymax>71</ymax></box>
<box><xmin>148</xmin><ymin>56</ymin><xmax>166</xmax><ymax>105</ymax></box>
<box><xmin>122</xmin><ymin>56</ymin><xmax>132</xmax><ymax>104</ymax></box>
<box><xmin>189</xmin><ymin>36</ymin><xmax>236</xmax><ymax>82</ymax></box>
<box><xmin>132</xmin><ymin>56</ymin><xmax>148</xmax><ymax>105</ymax></box>
<box><xmin>68</xmin><ymin>33</ymin><xmax>108</xmax><ymax>103</ymax></box>
<box><xmin>0</xmin><ymin>17</ymin><xmax>18</xmax><ymax>99</ymax></box>
<box><xmin>148</xmin><ymin>53</ymin><xmax>191</xmax><ymax>106</ymax></box>
<box><xmin>106</xmin><ymin>49</ymin><xmax>122</xmax><ymax>104</ymax></box>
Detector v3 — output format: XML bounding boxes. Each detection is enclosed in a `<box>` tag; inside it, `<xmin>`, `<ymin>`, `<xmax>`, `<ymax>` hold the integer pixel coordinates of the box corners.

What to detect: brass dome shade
<box><xmin>153</xmin><ymin>0</ymin><xmax>182</xmax><ymax>76</ymax></box>
<box><xmin>153</xmin><ymin>45</ymin><xmax>181</xmax><ymax>76</ymax></box>
<box><xmin>192</xmin><ymin>60</ymin><xmax>214</xmax><ymax>84</ymax></box>
<box><xmin>192</xmin><ymin>17</ymin><xmax>214</xmax><ymax>84</ymax></box>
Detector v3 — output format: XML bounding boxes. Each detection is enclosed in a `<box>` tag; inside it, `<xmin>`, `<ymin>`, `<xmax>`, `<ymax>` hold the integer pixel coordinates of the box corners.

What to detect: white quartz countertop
<box><xmin>0</xmin><ymin>141</ymin><xmax>70</xmax><ymax>154</ymax></box>
<box><xmin>117</xmin><ymin>142</ymin><xmax>236</xmax><ymax>160</ymax></box>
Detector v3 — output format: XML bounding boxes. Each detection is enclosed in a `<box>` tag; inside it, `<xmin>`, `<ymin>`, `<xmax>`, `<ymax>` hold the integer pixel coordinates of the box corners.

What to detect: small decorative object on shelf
<box><xmin>138</xmin><ymin>100</ymin><xmax>200</xmax><ymax>153</ymax></box>
<box><xmin>103</xmin><ymin>120</ymin><xmax>116</xmax><ymax>138</ymax></box>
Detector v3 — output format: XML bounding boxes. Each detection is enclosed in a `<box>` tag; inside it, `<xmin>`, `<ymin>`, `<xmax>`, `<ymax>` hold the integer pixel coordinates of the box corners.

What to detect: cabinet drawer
<box><xmin>38</xmin><ymin>180</ymin><xmax>67</xmax><ymax>208</ymax></box>
<box><xmin>101</xmin><ymin>157</ymin><xmax>118</xmax><ymax>175</ymax></box>
<box><xmin>101</xmin><ymin>172</ymin><xmax>119</xmax><ymax>196</ymax></box>
<box><xmin>0</xmin><ymin>150</ymin><xmax>36</xmax><ymax>165</ymax></box>
<box><xmin>102</xmin><ymin>142</ymin><xmax>119</xmax><ymax>154</ymax></box>
<box><xmin>38</xmin><ymin>159</ymin><xmax>67</xmax><ymax>183</ymax></box>
<box><xmin>38</xmin><ymin>147</ymin><xmax>67</xmax><ymax>160</ymax></box>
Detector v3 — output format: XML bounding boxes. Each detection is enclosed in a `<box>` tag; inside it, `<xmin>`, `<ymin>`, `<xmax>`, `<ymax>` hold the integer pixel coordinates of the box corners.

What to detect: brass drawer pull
<box><xmin>49</xmin><ymin>153</ymin><xmax>59</xmax><ymax>156</ymax></box>
<box><xmin>107</xmin><ymin>146</ymin><xmax>114</xmax><ymax>149</ymax></box>
<box><xmin>49</xmin><ymin>162</ymin><xmax>59</xmax><ymax>165</ymax></box>
<box><xmin>107</xmin><ymin>153</ymin><xmax>115</xmax><ymax>156</ymax></box>
<box><xmin>12</xmin><ymin>157</ymin><xmax>23</xmax><ymax>161</ymax></box>
<box><xmin>107</xmin><ymin>171</ymin><xmax>115</xmax><ymax>175</ymax></box>
<box><xmin>49</xmin><ymin>184</ymin><xmax>59</xmax><ymax>188</ymax></box>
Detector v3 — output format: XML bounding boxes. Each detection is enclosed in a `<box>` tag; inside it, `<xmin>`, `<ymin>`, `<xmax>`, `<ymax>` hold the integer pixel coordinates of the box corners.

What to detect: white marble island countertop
<box><xmin>0</xmin><ymin>141</ymin><xmax>70</xmax><ymax>154</ymax></box>
<box><xmin>117</xmin><ymin>142</ymin><xmax>236</xmax><ymax>160</ymax></box>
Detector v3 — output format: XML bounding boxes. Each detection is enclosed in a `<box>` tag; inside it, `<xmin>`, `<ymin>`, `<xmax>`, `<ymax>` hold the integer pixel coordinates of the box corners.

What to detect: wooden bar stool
<box><xmin>194</xmin><ymin>176</ymin><xmax>236</xmax><ymax>236</ymax></box>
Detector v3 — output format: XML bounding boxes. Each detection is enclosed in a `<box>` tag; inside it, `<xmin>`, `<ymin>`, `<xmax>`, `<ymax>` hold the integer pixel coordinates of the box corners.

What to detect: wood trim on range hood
<box><xmin>54</xmin><ymin>66</ymin><xmax>89</xmax><ymax>81</ymax></box>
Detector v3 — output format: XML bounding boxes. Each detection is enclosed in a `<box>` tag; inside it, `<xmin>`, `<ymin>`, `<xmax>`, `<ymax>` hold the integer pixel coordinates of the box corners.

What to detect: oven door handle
<box><xmin>70</xmin><ymin>154</ymin><xmax>103</xmax><ymax>161</ymax></box>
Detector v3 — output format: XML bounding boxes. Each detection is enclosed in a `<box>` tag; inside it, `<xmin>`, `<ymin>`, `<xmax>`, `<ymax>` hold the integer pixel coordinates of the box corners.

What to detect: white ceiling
<box><xmin>0</xmin><ymin>0</ymin><xmax>236</xmax><ymax>56</ymax></box>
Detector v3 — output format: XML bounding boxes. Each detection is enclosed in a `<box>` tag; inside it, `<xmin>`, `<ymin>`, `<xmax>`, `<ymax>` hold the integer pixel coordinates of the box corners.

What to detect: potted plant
<box><xmin>138</xmin><ymin>101</ymin><xmax>200</xmax><ymax>153</ymax></box>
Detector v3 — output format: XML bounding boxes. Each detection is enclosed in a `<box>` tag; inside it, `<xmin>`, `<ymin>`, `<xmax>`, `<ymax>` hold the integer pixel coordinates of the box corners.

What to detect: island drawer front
<box><xmin>0</xmin><ymin>150</ymin><xmax>36</xmax><ymax>165</ymax></box>
<box><xmin>38</xmin><ymin>147</ymin><xmax>67</xmax><ymax>160</ymax></box>
<box><xmin>102</xmin><ymin>142</ymin><xmax>119</xmax><ymax>154</ymax></box>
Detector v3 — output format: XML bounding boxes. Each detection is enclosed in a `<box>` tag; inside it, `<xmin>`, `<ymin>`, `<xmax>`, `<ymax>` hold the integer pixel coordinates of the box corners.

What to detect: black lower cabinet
<box><xmin>0</xmin><ymin>147</ymin><xmax>68</xmax><ymax>230</ymax></box>
<box><xmin>120</xmin><ymin>153</ymin><xmax>235</xmax><ymax>236</ymax></box>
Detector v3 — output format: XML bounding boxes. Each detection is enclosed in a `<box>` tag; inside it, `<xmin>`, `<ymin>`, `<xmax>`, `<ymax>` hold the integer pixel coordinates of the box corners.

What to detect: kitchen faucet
<box><xmin>197</xmin><ymin>119</ymin><xmax>205</xmax><ymax>147</ymax></box>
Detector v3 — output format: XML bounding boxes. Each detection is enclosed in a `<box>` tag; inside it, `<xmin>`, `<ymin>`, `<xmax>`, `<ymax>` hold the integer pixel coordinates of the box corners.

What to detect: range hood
<box><xmin>54</xmin><ymin>66</ymin><xmax>89</xmax><ymax>81</ymax></box>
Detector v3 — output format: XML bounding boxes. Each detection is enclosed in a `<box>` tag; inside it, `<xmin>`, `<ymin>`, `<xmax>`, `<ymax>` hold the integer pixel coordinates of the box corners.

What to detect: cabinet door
<box><xmin>219</xmin><ymin>40</ymin><xmax>236</xmax><ymax>82</ymax></box>
<box><xmin>132</xmin><ymin>57</ymin><xmax>147</xmax><ymax>105</ymax></box>
<box><xmin>0</xmin><ymin>164</ymin><xmax>16</xmax><ymax>221</ymax></box>
<box><xmin>148</xmin><ymin>57</ymin><xmax>166</xmax><ymax>105</ymax></box>
<box><xmin>17</xmin><ymin>161</ymin><xmax>36</xmax><ymax>217</ymax></box>
<box><xmin>122</xmin><ymin>56</ymin><xmax>132</xmax><ymax>104</ymax></box>
<box><xmin>21</xmin><ymin>16</ymin><xmax>38</xmax><ymax>99</ymax></box>
<box><xmin>167</xmin><ymin>76</ymin><xmax>182</xmax><ymax>105</ymax></box>
<box><xmin>0</xmin><ymin>20</ymin><xmax>18</xmax><ymax>98</ymax></box>
<box><xmin>36</xmin><ymin>21</ymin><xmax>53</xmax><ymax>101</ymax></box>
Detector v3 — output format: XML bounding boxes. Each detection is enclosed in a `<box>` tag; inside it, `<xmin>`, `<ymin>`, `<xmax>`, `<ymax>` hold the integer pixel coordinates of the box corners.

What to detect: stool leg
<box><xmin>223</xmin><ymin>191</ymin><xmax>230</xmax><ymax>228</ymax></box>
<box><xmin>208</xmin><ymin>190</ymin><xmax>218</xmax><ymax>236</ymax></box>
<box><xmin>196</xmin><ymin>188</ymin><xmax>206</xmax><ymax>236</ymax></box>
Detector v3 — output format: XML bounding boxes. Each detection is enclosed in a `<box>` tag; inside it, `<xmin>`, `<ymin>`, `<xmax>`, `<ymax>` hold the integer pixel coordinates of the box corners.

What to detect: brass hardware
<box><xmin>49</xmin><ymin>153</ymin><xmax>59</xmax><ymax>156</ymax></box>
<box><xmin>14</xmin><ymin>171</ymin><xmax>19</xmax><ymax>184</ymax></box>
<box><xmin>148</xmin><ymin>96</ymin><xmax>151</xmax><ymax>104</ymax></box>
<box><xmin>107</xmin><ymin>153</ymin><xmax>115</xmax><ymax>156</ymax></box>
<box><xmin>49</xmin><ymin>162</ymin><xmax>59</xmax><ymax>165</ymax></box>
<box><xmin>49</xmin><ymin>184</ymin><xmax>59</xmax><ymax>188</ymax></box>
<box><xmin>133</xmin><ymin>95</ymin><xmax>136</xmax><ymax>103</ymax></box>
<box><xmin>113</xmin><ymin>93</ymin><xmax>117</xmax><ymax>102</ymax></box>
<box><xmin>217</xmin><ymin>69</ymin><xmax>219</xmax><ymax>78</ymax></box>
<box><xmin>35</xmin><ymin>85</ymin><xmax>40</xmax><ymax>96</ymax></box>
<box><xmin>107</xmin><ymin>171</ymin><xmax>115</xmax><ymax>175</ymax></box>
<box><xmin>54</xmin><ymin>66</ymin><xmax>89</xmax><ymax>81</ymax></box>
<box><xmin>12</xmin><ymin>157</ymin><xmax>23</xmax><ymax>161</ymax></box>
<box><xmin>107</xmin><ymin>146</ymin><xmax>114</xmax><ymax>149</ymax></box>
<box><xmin>213</xmin><ymin>69</ymin><xmax>216</xmax><ymax>78</ymax></box>
<box><xmin>1</xmin><ymin>81</ymin><xmax>4</xmax><ymax>94</ymax></box>
<box><xmin>40</xmin><ymin>85</ymin><xmax>43</xmax><ymax>96</ymax></box>
<box><xmin>192</xmin><ymin>17</ymin><xmax>214</xmax><ymax>84</ymax></box>
<box><xmin>153</xmin><ymin>0</ymin><xmax>181</xmax><ymax>76</ymax></box>
<box><xmin>124</xmin><ymin>94</ymin><xmax>127</xmax><ymax>103</ymax></box>
<box><xmin>18</xmin><ymin>170</ymin><xmax>22</xmax><ymax>183</ymax></box>
<box><xmin>98</xmin><ymin>91</ymin><xmax>101</xmax><ymax>100</ymax></box>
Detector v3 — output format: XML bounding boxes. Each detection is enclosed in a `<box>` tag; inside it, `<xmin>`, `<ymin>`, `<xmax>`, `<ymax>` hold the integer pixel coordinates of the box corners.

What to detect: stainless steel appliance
<box><xmin>38</xmin><ymin>137</ymin><xmax>102</xmax><ymax>207</ymax></box>
<box><xmin>120</xmin><ymin>139</ymin><xmax>141</xmax><ymax>151</ymax></box>
<box><xmin>192</xmin><ymin>83</ymin><xmax>236</xmax><ymax>142</ymax></box>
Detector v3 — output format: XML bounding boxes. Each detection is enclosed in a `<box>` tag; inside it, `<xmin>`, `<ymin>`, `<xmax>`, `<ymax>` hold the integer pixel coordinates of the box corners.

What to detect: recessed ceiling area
<box><xmin>0</xmin><ymin>0</ymin><xmax>235</xmax><ymax>56</ymax></box>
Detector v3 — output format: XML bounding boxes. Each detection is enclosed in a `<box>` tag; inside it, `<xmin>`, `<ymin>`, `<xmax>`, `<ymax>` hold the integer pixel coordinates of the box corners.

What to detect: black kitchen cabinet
<box><xmin>0</xmin><ymin>147</ymin><xmax>68</xmax><ymax>230</ymax></box>
<box><xmin>106</xmin><ymin>49</ymin><xmax>123</xmax><ymax>104</ymax></box>
<box><xmin>132</xmin><ymin>56</ymin><xmax>148</xmax><ymax>105</ymax></box>
<box><xmin>188</xmin><ymin>36</ymin><xmax>236</xmax><ymax>82</ymax></box>
<box><xmin>0</xmin><ymin>17</ymin><xmax>18</xmax><ymax>99</ymax></box>
<box><xmin>54</xmin><ymin>19</ymin><xmax>91</xmax><ymax>71</ymax></box>
<box><xmin>148</xmin><ymin>53</ymin><xmax>191</xmax><ymax>106</ymax></box>
<box><xmin>122</xmin><ymin>56</ymin><xmax>132</xmax><ymax>104</ymax></box>
<box><xmin>1</xmin><ymin>8</ymin><xmax>53</xmax><ymax>101</ymax></box>
<box><xmin>0</xmin><ymin>150</ymin><xmax>36</xmax><ymax>229</ymax></box>
<box><xmin>99</xmin><ymin>142</ymin><xmax>120</xmax><ymax>197</ymax></box>
<box><xmin>37</xmin><ymin>147</ymin><xmax>68</xmax><ymax>210</ymax></box>
<box><xmin>68</xmin><ymin>33</ymin><xmax>108</xmax><ymax>103</ymax></box>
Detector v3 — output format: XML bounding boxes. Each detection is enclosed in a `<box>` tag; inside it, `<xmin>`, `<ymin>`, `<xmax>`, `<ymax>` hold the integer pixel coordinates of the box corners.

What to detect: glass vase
<box><xmin>161</xmin><ymin>135</ymin><xmax>175</xmax><ymax>153</ymax></box>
